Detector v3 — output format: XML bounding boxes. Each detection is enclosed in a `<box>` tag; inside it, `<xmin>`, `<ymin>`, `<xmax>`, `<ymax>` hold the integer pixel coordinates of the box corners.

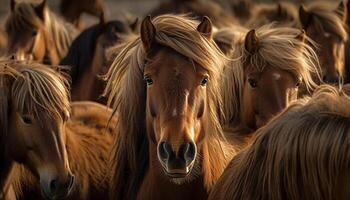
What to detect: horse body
<box><xmin>105</xmin><ymin>15</ymin><xmax>234</xmax><ymax>199</ymax></box>
<box><xmin>6</xmin><ymin>0</ymin><xmax>77</xmax><ymax>65</ymax></box>
<box><xmin>209</xmin><ymin>85</ymin><xmax>350</xmax><ymax>200</ymax></box>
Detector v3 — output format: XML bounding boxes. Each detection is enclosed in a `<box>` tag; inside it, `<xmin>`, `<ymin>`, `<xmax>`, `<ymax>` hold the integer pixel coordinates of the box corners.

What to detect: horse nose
<box><xmin>46</xmin><ymin>173</ymin><xmax>75</xmax><ymax>198</ymax></box>
<box><xmin>178</xmin><ymin>142</ymin><xmax>196</xmax><ymax>164</ymax></box>
<box><xmin>158</xmin><ymin>141</ymin><xmax>173</xmax><ymax>161</ymax></box>
<box><xmin>323</xmin><ymin>74</ymin><xmax>340</xmax><ymax>84</ymax></box>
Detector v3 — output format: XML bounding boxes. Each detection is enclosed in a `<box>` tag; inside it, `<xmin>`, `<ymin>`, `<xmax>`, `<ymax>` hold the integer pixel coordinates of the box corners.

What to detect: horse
<box><xmin>104</xmin><ymin>14</ymin><xmax>235</xmax><ymax>199</ymax></box>
<box><xmin>60</xmin><ymin>15</ymin><xmax>137</xmax><ymax>103</ymax></box>
<box><xmin>5</xmin><ymin>0</ymin><xmax>77</xmax><ymax>65</ymax></box>
<box><xmin>149</xmin><ymin>0</ymin><xmax>238</xmax><ymax>28</ymax></box>
<box><xmin>209</xmin><ymin>85</ymin><xmax>350</xmax><ymax>200</ymax></box>
<box><xmin>213</xmin><ymin>24</ymin><xmax>319</xmax><ymax>148</ymax></box>
<box><xmin>0</xmin><ymin>59</ymin><xmax>116</xmax><ymax>200</ymax></box>
<box><xmin>0</xmin><ymin>30</ymin><xmax>6</xmax><ymax>56</ymax></box>
<box><xmin>60</xmin><ymin>0</ymin><xmax>106</xmax><ymax>29</ymax></box>
<box><xmin>299</xmin><ymin>1</ymin><xmax>348</xmax><ymax>84</ymax></box>
<box><xmin>344</xmin><ymin>0</ymin><xmax>350</xmax><ymax>83</ymax></box>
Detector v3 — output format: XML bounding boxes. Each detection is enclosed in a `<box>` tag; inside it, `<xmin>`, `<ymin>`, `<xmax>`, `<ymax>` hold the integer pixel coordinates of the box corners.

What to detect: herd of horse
<box><xmin>1</xmin><ymin>0</ymin><xmax>350</xmax><ymax>199</ymax></box>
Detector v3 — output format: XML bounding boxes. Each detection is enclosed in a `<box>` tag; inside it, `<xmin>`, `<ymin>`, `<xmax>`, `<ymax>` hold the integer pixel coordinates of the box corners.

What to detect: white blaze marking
<box><xmin>273</xmin><ymin>72</ymin><xmax>281</xmax><ymax>80</ymax></box>
<box><xmin>172</xmin><ymin>108</ymin><xmax>177</xmax><ymax>117</ymax></box>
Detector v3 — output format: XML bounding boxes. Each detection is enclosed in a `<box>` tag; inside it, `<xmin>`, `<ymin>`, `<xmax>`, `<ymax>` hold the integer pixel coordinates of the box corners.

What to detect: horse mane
<box><xmin>5</xmin><ymin>2</ymin><xmax>77</xmax><ymax>60</ymax></box>
<box><xmin>304</xmin><ymin>1</ymin><xmax>348</xmax><ymax>42</ymax></box>
<box><xmin>104</xmin><ymin>14</ymin><xmax>233</xmax><ymax>198</ymax></box>
<box><xmin>0</xmin><ymin>59</ymin><xmax>70</xmax><ymax>130</ymax></box>
<box><xmin>60</xmin><ymin>20</ymin><xmax>132</xmax><ymax>84</ymax></box>
<box><xmin>214</xmin><ymin>24</ymin><xmax>320</xmax><ymax>126</ymax></box>
<box><xmin>210</xmin><ymin>85</ymin><xmax>350</xmax><ymax>199</ymax></box>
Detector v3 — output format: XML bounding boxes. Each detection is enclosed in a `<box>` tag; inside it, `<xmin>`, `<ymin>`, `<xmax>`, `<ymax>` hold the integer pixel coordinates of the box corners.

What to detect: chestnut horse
<box><xmin>214</xmin><ymin>25</ymin><xmax>319</xmax><ymax>148</ymax></box>
<box><xmin>5</xmin><ymin>0</ymin><xmax>77</xmax><ymax>65</ymax></box>
<box><xmin>149</xmin><ymin>0</ymin><xmax>238</xmax><ymax>27</ymax></box>
<box><xmin>0</xmin><ymin>59</ymin><xmax>115</xmax><ymax>200</ymax></box>
<box><xmin>299</xmin><ymin>1</ymin><xmax>348</xmax><ymax>84</ymax></box>
<box><xmin>104</xmin><ymin>15</ymin><xmax>235</xmax><ymax>199</ymax></box>
<box><xmin>60</xmin><ymin>16</ymin><xmax>136</xmax><ymax>103</ymax></box>
<box><xmin>60</xmin><ymin>0</ymin><xmax>106</xmax><ymax>29</ymax></box>
<box><xmin>209</xmin><ymin>85</ymin><xmax>350</xmax><ymax>200</ymax></box>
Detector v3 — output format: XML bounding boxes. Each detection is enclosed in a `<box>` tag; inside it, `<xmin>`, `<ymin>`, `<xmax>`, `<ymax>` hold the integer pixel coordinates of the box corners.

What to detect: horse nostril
<box><xmin>158</xmin><ymin>141</ymin><xmax>172</xmax><ymax>161</ymax></box>
<box><xmin>49</xmin><ymin>177</ymin><xmax>59</xmax><ymax>193</ymax></box>
<box><xmin>66</xmin><ymin>174</ymin><xmax>75</xmax><ymax>192</ymax></box>
<box><xmin>179</xmin><ymin>142</ymin><xmax>196</xmax><ymax>164</ymax></box>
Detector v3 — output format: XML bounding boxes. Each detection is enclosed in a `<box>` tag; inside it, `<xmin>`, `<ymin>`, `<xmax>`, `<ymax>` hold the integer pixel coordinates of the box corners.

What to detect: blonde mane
<box><xmin>304</xmin><ymin>1</ymin><xmax>348</xmax><ymax>42</ymax></box>
<box><xmin>210</xmin><ymin>85</ymin><xmax>350</xmax><ymax>199</ymax></box>
<box><xmin>214</xmin><ymin>24</ymin><xmax>320</xmax><ymax>125</ymax></box>
<box><xmin>104</xmin><ymin>14</ymin><xmax>233</xmax><ymax>197</ymax></box>
<box><xmin>5</xmin><ymin>2</ymin><xmax>77</xmax><ymax>60</ymax></box>
<box><xmin>0</xmin><ymin>59</ymin><xmax>70</xmax><ymax>135</ymax></box>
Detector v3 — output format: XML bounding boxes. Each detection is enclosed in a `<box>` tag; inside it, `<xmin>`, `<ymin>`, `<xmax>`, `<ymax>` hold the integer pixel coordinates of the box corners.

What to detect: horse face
<box><xmin>307</xmin><ymin>26</ymin><xmax>345</xmax><ymax>84</ymax></box>
<box><xmin>144</xmin><ymin>47</ymin><xmax>208</xmax><ymax>182</ymax></box>
<box><xmin>242</xmin><ymin>65</ymin><xmax>300</xmax><ymax>128</ymax></box>
<box><xmin>7</xmin><ymin>108</ymin><xmax>74</xmax><ymax>200</ymax></box>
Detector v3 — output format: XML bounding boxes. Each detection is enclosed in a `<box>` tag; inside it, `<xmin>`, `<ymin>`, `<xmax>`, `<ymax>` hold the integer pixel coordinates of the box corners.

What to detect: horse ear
<box><xmin>335</xmin><ymin>1</ymin><xmax>346</xmax><ymax>22</ymax></box>
<box><xmin>245</xmin><ymin>29</ymin><xmax>259</xmax><ymax>55</ymax></box>
<box><xmin>197</xmin><ymin>16</ymin><xmax>213</xmax><ymax>40</ymax></box>
<box><xmin>33</xmin><ymin>0</ymin><xmax>47</xmax><ymax>20</ymax></box>
<box><xmin>99</xmin><ymin>11</ymin><xmax>106</xmax><ymax>25</ymax></box>
<box><xmin>295</xmin><ymin>29</ymin><xmax>306</xmax><ymax>43</ymax></box>
<box><xmin>140</xmin><ymin>15</ymin><xmax>156</xmax><ymax>52</ymax></box>
<box><xmin>299</xmin><ymin>5</ymin><xmax>312</xmax><ymax>29</ymax></box>
<box><xmin>277</xmin><ymin>3</ymin><xmax>282</xmax><ymax>16</ymax></box>
<box><xmin>10</xmin><ymin>0</ymin><xmax>16</xmax><ymax>11</ymax></box>
<box><xmin>130</xmin><ymin>18</ymin><xmax>139</xmax><ymax>33</ymax></box>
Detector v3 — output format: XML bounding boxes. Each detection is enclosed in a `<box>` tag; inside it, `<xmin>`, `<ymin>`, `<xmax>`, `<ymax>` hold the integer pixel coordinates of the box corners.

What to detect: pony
<box><xmin>299</xmin><ymin>1</ymin><xmax>348</xmax><ymax>84</ymax></box>
<box><xmin>0</xmin><ymin>59</ymin><xmax>116</xmax><ymax>200</ymax></box>
<box><xmin>0</xmin><ymin>30</ymin><xmax>6</xmax><ymax>56</ymax></box>
<box><xmin>149</xmin><ymin>0</ymin><xmax>238</xmax><ymax>28</ymax></box>
<box><xmin>214</xmin><ymin>24</ymin><xmax>319</xmax><ymax>148</ymax></box>
<box><xmin>209</xmin><ymin>85</ymin><xmax>350</xmax><ymax>200</ymax></box>
<box><xmin>104</xmin><ymin>14</ymin><xmax>235</xmax><ymax>199</ymax></box>
<box><xmin>60</xmin><ymin>0</ymin><xmax>106</xmax><ymax>29</ymax></box>
<box><xmin>5</xmin><ymin>0</ymin><xmax>77</xmax><ymax>65</ymax></box>
<box><xmin>60</xmin><ymin>15</ymin><xmax>137</xmax><ymax>103</ymax></box>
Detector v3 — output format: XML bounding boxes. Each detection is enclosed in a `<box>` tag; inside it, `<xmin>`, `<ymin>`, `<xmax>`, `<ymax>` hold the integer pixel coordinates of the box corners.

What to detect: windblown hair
<box><xmin>303</xmin><ymin>1</ymin><xmax>348</xmax><ymax>42</ymax></box>
<box><xmin>214</xmin><ymin>24</ymin><xmax>320</xmax><ymax>125</ymax></box>
<box><xmin>104</xmin><ymin>14</ymin><xmax>233</xmax><ymax>198</ymax></box>
<box><xmin>5</xmin><ymin>2</ymin><xmax>77</xmax><ymax>60</ymax></box>
<box><xmin>0</xmin><ymin>59</ymin><xmax>70</xmax><ymax>134</ymax></box>
<box><xmin>209</xmin><ymin>85</ymin><xmax>350</xmax><ymax>200</ymax></box>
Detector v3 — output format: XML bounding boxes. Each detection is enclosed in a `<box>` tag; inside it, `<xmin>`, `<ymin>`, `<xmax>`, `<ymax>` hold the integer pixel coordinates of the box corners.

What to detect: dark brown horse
<box><xmin>0</xmin><ymin>59</ymin><xmax>116</xmax><ymax>200</ymax></box>
<box><xmin>6</xmin><ymin>0</ymin><xmax>77</xmax><ymax>65</ymax></box>
<box><xmin>60</xmin><ymin>0</ymin><xmax>106</xmax><ymax>29</ymax></box>
<box><xmin>104</xmin><ymin>15</ymin><xmax>235</xmax><ymax>200</ymax></box>
<box><xmin>209</xmin><ymin>85</ymin><xmax>350</xmax><ymax>200</ymax></box>
<box><xmin>149</xmin><ymin>0</ymin><xmax>238</xmax><ymax>27</ymax></box>
<box><xmin>214</xmin><ymin>25</ymin><xmax>319</xmax><ymax>148</ymax></box>
<box><xmin>299</xmin><ymin>1</ymin><xmax>348</xmax><ymax>84</ymax></box>
<box><xmin>60</xmin><ymin>16</ymin><xmax>136</xmax><ymax>103</ymax></box>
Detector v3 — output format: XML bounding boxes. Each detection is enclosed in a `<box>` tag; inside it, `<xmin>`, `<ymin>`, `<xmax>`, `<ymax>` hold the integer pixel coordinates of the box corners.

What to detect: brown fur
<box><xmin>209</xmin><ymin>85</ymin><xmax>350</xmax><ymax>200</ymax></box>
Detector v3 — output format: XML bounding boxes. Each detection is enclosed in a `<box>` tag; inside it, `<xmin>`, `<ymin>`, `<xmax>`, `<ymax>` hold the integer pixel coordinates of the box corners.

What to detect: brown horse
<box><xmin>344</xmin><ymin>0</ymin><xmax>350</xmax><ymax>83</ymax></box>
<box><xmin>60</xmin><ymin>0</ymin><xmax>106</xmax><ymax>29</ymax></box>
<box><xmin>214</xmin><ymin>25</ymin><xmax>319</xmax><ymax>148</ymax></box>
<box><xmin>0</xmin><ymin>30</ymin><xmax>6</xmax><ymax>56</ymax></box>
<box><xmin>60</xmin><ymin>16</ymin><xmax>136</xmax><ymax>103</ymax></box>
<box><xmin>5</xmin><ymin>0</ymin><xmax>77</xmax><ymax>65</ymax></box>
<box><xmin>209</xmin><ymin>85</ymin><xmax>350</xmax><ymax>200</ymax></box>
<box><xmin>0</xmin><ymin>59</ymin><xmax>115</xmax><ymax>200</ymax></box>
<box><xmin>299</xmin><ymin>1</ymin><xmax>348</xmax><ymax>84</ymax></box>
<box><xmin>104</xmin><ymin>15</ymin><xmax>235</xmax><ymax>199</ymax></box>
<box><xmin>149</xmin><ymin>0</ymin><xmax>238</xmax><ymax>27</ymax></box>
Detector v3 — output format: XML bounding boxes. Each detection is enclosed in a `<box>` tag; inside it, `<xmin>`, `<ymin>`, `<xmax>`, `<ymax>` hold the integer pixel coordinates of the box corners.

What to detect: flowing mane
<box><xmin>214</xmin><ymin>24</ymin><xmax>320</xmax><ymax>125</ymax></box>
<box><xmin>104</xmin><ymin>14</ymin><xmax>233</xmax><ymax>197</ymax></box>
<box><xmin>0</xmin><ymin>59</ymin><xmax>70</xmax><ymax>134</ymax></box>
<box><xmin>5</xmin><ymin>2</ymin><xmax>77</xmax><ymax>60</ymax></box>
<box><xmin>303</xmin><ymin>1</ymin><xmax>348</xmax><ymax>42</ymax></box>
<box><xmin>210</xmin><ymin>85</ymin><xmax>350</xmax><ymax>199</ymax></box>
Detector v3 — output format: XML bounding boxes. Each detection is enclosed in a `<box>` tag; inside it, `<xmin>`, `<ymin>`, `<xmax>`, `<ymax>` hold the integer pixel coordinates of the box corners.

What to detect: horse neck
<box><xmin>138</xmin><ymin>143</ymin><xmax>208</xmax><ymax>200</ymax></box>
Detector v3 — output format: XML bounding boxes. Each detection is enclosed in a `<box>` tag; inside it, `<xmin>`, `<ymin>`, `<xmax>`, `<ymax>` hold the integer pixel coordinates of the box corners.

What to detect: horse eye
<box><xmin>295</xmin><ymin>81</ymin><xmax>301</xmax><ymax>87</ymax></box>
<box><xmin>144</xmin><ymin>76</ymin><xmax>153</xmax><ymax>86</ymax></box>
<box><xmin>248</xmin><ymin>78</ymin><xmax>258</xmax><ymax>88</ymax></box>
<box><xmin>21</xmin><ymin>115</ymin><xmax>33</xmax><ymax>125</ymax></box>
<box><xmin>32</xmin><ymin>29</ymin><xmax>38</xmax><ymax>36</ymax></box>
<box><xmin>201</xmin><ymin>77</ymin><xmax>209</xmax><ymax>86</ymax></box>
